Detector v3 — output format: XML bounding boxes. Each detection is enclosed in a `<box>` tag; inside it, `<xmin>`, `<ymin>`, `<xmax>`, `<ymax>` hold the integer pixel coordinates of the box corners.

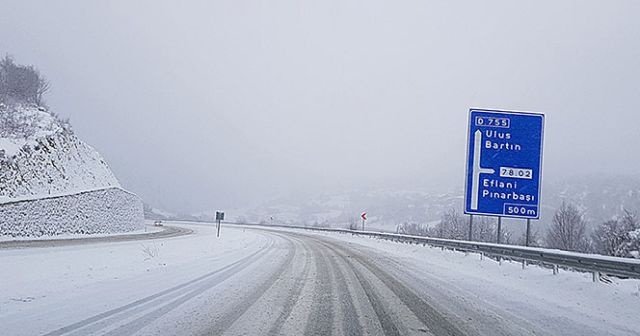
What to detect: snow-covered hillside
<box><xmin>0</xmin><ymin>102</ymin><xmax>143</xmax><ymax>237</ymax></box>
<box><xmin>0</xmin><ymin>102</ymin><xmax>119</xmax><ymax>203</ymax></box>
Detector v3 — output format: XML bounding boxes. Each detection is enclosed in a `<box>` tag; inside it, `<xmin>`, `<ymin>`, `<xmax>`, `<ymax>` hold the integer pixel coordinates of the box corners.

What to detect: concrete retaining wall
<box><xmin>0</xmin><ymin>188</ymin><xmax>144</xmax><ymax>237</ymax></box>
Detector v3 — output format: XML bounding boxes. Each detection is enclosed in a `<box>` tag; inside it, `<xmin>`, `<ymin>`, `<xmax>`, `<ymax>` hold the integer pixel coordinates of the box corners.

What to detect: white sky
<box><xmin>2</xmin><ymin>1</ymin><xmax>639</xmax><ymax>213</ymax></box>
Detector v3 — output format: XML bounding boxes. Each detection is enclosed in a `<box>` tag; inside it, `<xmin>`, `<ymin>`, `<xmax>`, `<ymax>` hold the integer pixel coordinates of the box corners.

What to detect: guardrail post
<box><xmin>480</xmin><ymin>252</ymin><xmax>484</xmax><ymax>261</ymax></box>
<box><xmin>522</xmin><ymin>260</ymin><xmax>526</xmax><ymax>270</ymax></box>
<box><xmin>553</xmin><ymin>264</ymin><xmax>558</xmax><ymax>275</ymax></box>
<box><xmin>592</xmin><ymin>271</ymin><xmax>600</xmax><ymax>283</ymax></box>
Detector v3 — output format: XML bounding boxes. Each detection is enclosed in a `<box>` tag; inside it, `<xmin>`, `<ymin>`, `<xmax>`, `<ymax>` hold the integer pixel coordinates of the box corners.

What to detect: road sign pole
<box><xmin>468</xmin><ymin>215</ymin><xmax>474</xmax><ymax>241</ymax></box>
<box><xmin>497</xmin><ymin>216</ymin><xmax>502</xmax><ymax>244</ymax></box>
<box><xmin>525</xmin><ymin>218</ymin><xmax>531</xmax><ymax>246</ymax></box>
<box><xmin>362</xmin><ymin>218</ymin><xmax>365</xmax><ymax>231</ymax></box>
<box><xmin>215</xmin><ymin>211</ymin><xmax>225</xmax><ymax>238</ymax></box>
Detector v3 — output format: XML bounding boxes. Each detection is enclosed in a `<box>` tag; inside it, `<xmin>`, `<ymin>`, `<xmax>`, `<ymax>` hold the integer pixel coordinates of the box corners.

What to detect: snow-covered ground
<box><xmin>0</xmin><ymin>223</ymin><xmax>269</xmax><ymax>335</ymax></box>
<box><xmin>0</xmin><ymin>221</ymin><xmax>162</xmax><ymax>242</ymax></box>
<box><xmin>2</xmin><ymin>223</ymin><xmax>638</xmax><ymax>335</ymax></box>
<box><xmin>0</xmin><ymin>103</ymin><xmax>63</xmax><ymax>157</ymax></box>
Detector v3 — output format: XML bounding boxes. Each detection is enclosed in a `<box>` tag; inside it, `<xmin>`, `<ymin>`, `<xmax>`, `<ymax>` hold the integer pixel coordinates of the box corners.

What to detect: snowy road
<box><xmin>1</xmin><ymin>223</ymin><xmax>638</xmax><ymax>335</ymax></box>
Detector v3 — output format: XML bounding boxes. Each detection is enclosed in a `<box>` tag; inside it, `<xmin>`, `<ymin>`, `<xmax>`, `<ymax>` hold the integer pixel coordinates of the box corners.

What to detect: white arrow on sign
<box><xmin>471</xmin><ymin>130</ymin><xmax>495</xmax><ymax>210</ymax></box>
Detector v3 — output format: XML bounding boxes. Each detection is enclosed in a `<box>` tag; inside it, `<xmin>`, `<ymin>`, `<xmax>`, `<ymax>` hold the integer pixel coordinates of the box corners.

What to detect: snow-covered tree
<box><xmin>545</xmin><ymin>202</ymin><xmax>589</xmax><ymax>252</ymax></box>
<box><xmin>591</xmin><ymin>210</ymin><xmax>639</xmax><ymax>258</ymax></box>
<box><xmin>592</xmin><ymin>219</ymin><xmax>630</xmax><ymax>256</ymax></box>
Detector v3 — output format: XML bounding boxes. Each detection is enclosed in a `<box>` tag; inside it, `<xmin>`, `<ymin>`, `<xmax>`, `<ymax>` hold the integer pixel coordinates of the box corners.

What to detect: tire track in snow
<box><xmin>315</xmin><ymin>238</ymin><xmax>402</xmax><ymax>336</ymax></box>
<box><xmin>199</xmin><ymin>233</ymin><xmax>297</xmax><ymax>335</ymax></box>
<box><xmin>324</xmin><ymin>239</ymin><xmax>466</xmax><ymax>336</ymax></box>
<box><xmin>315</xmin><ymin>240</ymin><xmax>363</xmax><ymax>336</ymax></box>
<box><xmin>266</xmin><ymin>237</ymin><xmax>312</xmax><ymax>336</ymax></box>
<box><xmin>303</xmin><ymin>239</ymin><xmax>336</xmax><ymax>335</ymax></box>
<box><xmin>44</xmin><ymin>235</ymin><xmax>276</xmax><ymax>336</ymax></box>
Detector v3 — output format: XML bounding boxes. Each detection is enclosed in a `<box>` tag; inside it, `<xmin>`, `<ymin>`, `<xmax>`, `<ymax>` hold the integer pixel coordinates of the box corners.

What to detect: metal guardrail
<box><xmin>220</xmin><ymin>221</ymin><xmax>640</xmax><ymax>280</ymax></box>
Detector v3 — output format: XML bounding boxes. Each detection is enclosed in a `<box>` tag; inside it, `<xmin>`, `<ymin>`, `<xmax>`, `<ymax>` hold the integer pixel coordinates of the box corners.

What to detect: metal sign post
<box><xmin>497</xmin><ymin>216</ymin><xmax>502</xmax><ymax>244</ymax></box>
<box><xmin>464</xmin><ymin>108</ymin><xmax>545</xmax><ymax>244</ymax></box>
<box><xmin>468</xmin><ymin>214</ymin><xmax>474</xmax><ymax>241</ymax></box>
<box><xmin>525</xmin><ymin>218</ymin><xmax>531</xmax><ymax>246</ymax></box>
<box><xmin>361</xmin><ymin>212</ymin><xmax>367</xmax><ymax>231</ymax></box>
<box><xmin>215</xmin><ymin>211</ymin><xmax>225</xmax><ymax>237</ymax></box>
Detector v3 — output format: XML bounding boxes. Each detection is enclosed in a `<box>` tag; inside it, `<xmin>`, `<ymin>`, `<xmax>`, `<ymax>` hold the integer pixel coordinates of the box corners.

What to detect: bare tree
<box><xmin>35</xmin><ymin>76</ymin><xmax>51</xmax><ymax>106</ymax></box>
<box><xmin>0</xmin><ymin>55</ymin><xmax>50</xmax><ymax>105</ymax></box>
<box><xmin>472</xmin><ymin>216</ymin><xmax>499</xmax><ymax>243</ymax></box>
<box><xmin>516</xmin><ymin>228</ymin><xmax>542</xmax><ymax>247</ymax></box>
<box><xmin>432</xmin><ymin>208</ymin><xmax>467</xmax><ymax>240</ymax></box>
<box><xmin>397</xmin><ymin>222</ymin><xmax>429</xmax><ymax>236</ymax></box>
<box><xmin>347</xmin><ymin>216</ymin><xmax>360</xmax><ymax>230</ymax></box>
<box><xmin>545</xmin><ymin>202</ymin><xmax>589</xmax><ymax>252</ymax></box>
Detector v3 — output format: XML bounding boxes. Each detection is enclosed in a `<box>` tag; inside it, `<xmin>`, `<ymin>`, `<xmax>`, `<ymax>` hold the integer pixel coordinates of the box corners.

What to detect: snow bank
<box><xmin>0</xmin><ymin>187</ymin><xmax>144</xmax><ymax>237</ymax></box>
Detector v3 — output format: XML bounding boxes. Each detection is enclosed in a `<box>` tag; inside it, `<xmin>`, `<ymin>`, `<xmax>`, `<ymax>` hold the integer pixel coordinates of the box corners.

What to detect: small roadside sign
<box><xmin>215</xmin><ymin>211</ymin><xmax>224</xmax><ymax>237</ymax></box>
<box><xmin>215</xmin><ymin>211</ymin><xmax>225</xmax><ymax>221</ymax></box>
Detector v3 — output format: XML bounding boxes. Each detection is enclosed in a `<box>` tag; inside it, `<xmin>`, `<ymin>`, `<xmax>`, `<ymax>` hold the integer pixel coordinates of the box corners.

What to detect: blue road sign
<box><xmin>464</xmin><ymin>109</ymin><xmax>545</xmax><ymax>219</ymax></box>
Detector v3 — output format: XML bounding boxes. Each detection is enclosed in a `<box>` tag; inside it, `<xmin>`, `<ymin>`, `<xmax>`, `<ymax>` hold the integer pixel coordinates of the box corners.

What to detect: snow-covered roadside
<box><xmin>0</xmin><ymin>220</ymin><xmax>162</xmax><ymax>242</ymax></box>
<box><xmin>276</xmin><ymin>227</ymin><xmax>640</xmax><ymax>334</ymax></box>
<box><xmin>0</xmin><ymin>187</ymin><xmax>145</xmax><ymax>237</ymax></box>
<box><xmin>0</xmin><ymin>223</ymin><xmax>268</xmax><ymax>334</ymax></box>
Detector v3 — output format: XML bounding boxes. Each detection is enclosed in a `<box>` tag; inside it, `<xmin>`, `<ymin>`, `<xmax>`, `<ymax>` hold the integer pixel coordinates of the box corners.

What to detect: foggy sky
<box><xmin>2</xmin><ymin>1</ymin><xmax>640</xmax><ymax>213</ymax></box>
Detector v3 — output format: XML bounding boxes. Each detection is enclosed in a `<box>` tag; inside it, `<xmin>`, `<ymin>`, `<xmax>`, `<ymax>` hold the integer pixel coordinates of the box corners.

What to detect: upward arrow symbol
<box><xmin>471</xmin><ymin>130</ymin><xmax>495</xmax><ymax>210</ymax></box>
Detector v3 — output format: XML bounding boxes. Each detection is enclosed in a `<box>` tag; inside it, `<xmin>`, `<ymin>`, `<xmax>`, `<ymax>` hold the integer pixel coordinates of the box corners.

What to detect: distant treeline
<box><xmin>0</xmin><ymin>55</ymin><xmax>50</xmax><ymax>106</ymax></box>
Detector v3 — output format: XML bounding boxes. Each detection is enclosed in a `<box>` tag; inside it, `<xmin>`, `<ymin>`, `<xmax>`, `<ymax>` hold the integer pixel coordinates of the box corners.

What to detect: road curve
<box><xmin>31</xmin><ymin>227</ymin><xmax>468</xmax><ymax>336</ymax></box>
<box><xmin>12</xmin><ymin>225</ymin><xmax>627</xmax><ymax>336</ymax></box>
